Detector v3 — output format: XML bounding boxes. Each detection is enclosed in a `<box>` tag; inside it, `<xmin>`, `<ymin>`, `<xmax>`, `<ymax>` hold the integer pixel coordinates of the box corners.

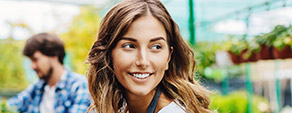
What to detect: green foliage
<box><xmin>272</xmin><ymin>25</ymin><xmax>292</xmax><ymax>50</ymax></box>
<box><xmin>61</xmin><ymin>6</ymin><xmax>100</xmax><ymax>74</ymax></box>
<box><xmin>192</xmin><ymin>42</ymin><xmax>217</xmax><ymax>75</ymax></box>
<box><xmin>0</xmin><ymin>39</ymin><xmax>27</xmax><ymax>90</ymax></box>
<box><xmin>255</xmin><ymin>25</ymin><xmax>288</xmax><ymax>47</ymax></box>
<box><xmin>224</xmin><ymin>36</ymin><xmax>247</xmax><ymax>56</ymax></box>
<box><xmin>0</xmin><ymin>20</ymin><xmax>32</xmax><ymax>91</ymax></box>
<box><xmin>285</xmin><ymin>26</ymin><xmax>292</xmax><ymax>49</ymax></box>
<box><xmin>204</xmin><ymin>66</ymin><xmax>243</xmax><ymax>82</ymax></box>
<box><xmin>192</xmin><ymin>41</ymin><xmax>245</xmax><ymax>78</ymax></box>
<box><xmin>210</xmin><ymin>91</ymin><xmax>269</xmax><ymax>113</ymax></box>
<box><xmin>243</xmin><ymin>39</ymin><xmax>260</xmax><ymax>60</ymax></box>
<box><xmin>273</xmin><ymin>34</ymin><xmax>287</xmax><ymax>50</ymax></box>
<box><xmin>223</xmin><ymin>35</ymin><xmax>260</xmax><ymax>60</ymax></box>
<box><xmin>0</xmin><ymin>100</ymin><xmax>18</xmax><ymax>113</ymax></box>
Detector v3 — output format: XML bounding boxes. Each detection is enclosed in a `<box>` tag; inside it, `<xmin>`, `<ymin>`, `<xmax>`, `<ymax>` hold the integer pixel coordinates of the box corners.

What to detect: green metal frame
<box><xmin>188</xmin><ymin>0</ymin><xmax>195</xmax><ymax>45</ymax></box>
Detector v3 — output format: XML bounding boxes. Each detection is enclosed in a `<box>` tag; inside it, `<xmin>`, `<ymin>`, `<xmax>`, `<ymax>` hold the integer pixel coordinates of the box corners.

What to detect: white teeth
<box><xmin>132</xmin><ymin>74</ymin><xmax>150</xmax><ymax>79</ymax></box>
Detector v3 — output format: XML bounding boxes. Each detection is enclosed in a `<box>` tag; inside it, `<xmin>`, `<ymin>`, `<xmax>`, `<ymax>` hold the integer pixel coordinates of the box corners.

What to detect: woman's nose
<box><xmin>135</xmin><ymin>48</ymin><xmax>150</xmax><ymax>68</ymax></box>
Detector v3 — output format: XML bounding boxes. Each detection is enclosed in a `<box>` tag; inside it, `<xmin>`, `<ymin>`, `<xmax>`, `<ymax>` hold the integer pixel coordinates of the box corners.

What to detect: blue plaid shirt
<box><xmin>7</xmin><ymin>71</ymin><xmax>91</xmax><ymax>113</ymax></box>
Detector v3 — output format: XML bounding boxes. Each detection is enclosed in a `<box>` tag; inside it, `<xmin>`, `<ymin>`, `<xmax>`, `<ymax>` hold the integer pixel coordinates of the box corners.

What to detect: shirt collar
<box><xmin>36</xmin><ymin>70</ymin><xmax>69</xmax><ymax>91</ymax></box>
<box><xmin>56</xmin><ymin>70</ymin><xmax>68</xmax><ymax>90</ymax></box>
<box><xmin>37</xmin><ymin>80</ymin><xmax>46</xmax><ymax>91</ymax></box>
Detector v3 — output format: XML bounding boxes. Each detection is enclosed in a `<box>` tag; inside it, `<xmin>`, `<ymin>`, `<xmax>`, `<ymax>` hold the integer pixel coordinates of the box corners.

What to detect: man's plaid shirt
<box><xmin>7</xmin><ymin>71</ymin><xmax>91</xmax><ymax>113</ymax></box>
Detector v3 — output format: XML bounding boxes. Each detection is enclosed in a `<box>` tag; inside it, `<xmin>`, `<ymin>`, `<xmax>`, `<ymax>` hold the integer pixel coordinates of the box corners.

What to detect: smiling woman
<box><xmin>87</xmin><ymin>0</ymin><xmax>211</xmax><ymax>113</ymax></box>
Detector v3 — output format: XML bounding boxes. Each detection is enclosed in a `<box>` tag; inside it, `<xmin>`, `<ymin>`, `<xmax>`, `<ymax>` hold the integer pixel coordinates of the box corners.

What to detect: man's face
<box><xmin>29</xmin><ymin>51</ymin><xmax>53</xmax><ymax>82</ymax></box>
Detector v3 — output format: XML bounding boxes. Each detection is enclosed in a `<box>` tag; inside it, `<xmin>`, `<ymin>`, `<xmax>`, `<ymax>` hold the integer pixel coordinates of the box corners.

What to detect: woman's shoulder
<box><xmin>158</xmin><ymin>100</ymin><xmax>187</xmax><ymax>113</ymax></box>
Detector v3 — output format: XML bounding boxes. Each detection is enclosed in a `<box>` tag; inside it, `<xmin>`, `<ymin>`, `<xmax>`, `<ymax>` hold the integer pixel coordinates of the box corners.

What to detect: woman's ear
<box><xmin>164</xmin><ymin>46</ymin><xmax>173</xmax><ymax>70</ymax></box>
<box><xmin>167</xmin><ymin>46</ymin><xmax>173</xmax><ymax>62</ymax></box>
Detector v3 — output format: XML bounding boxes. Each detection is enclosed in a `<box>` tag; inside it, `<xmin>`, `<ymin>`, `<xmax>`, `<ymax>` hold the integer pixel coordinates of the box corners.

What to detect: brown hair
<box><xmin>87</xmin><ymin>0</ymin><xmax>211</xmax><ymax>112</ymax></box>
<box><xmin>23</xmin><ymin>33</ymin><xmax>65</xmax><ymax>64</ymax></box>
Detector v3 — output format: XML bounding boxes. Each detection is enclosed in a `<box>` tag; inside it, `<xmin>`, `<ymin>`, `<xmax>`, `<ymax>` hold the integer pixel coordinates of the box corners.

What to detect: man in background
<box><xmin>7</xmin><ymin>33</ymin><xmax>90</xmax><ymax>113</ymax></box>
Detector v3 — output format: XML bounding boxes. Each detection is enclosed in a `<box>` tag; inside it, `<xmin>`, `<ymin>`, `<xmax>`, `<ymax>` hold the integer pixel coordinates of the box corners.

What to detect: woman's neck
<box><xmin>125</xmin><ymin>88</ymin><xmax>172</xmax><ymax>113</ymax></box>
<box><xmin>153</xmin><ymin>92</ymin><xmax>172</xmax><ymax>113</ymax></box>
<box><xmin>126</xmin><ymin>89</ymin><xmax>155</xmax><ymax>113</ymax></box>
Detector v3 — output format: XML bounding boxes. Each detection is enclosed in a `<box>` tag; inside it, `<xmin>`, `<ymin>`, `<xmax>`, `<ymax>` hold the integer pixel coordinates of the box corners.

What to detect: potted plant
<box><xmin>255</xmin><ymin>25</ymin><xmax>288</xmax><ymax>60</ymax></box>
<box><xmin>241</xmin><ymin>39</ymin><xmax>260</xmax><ymax>62</ymax></box>
<box><xmin>224</xmin><ymin>36</ymin><xmax>246</xmax><ymax>64</ymax></box>
<box><xmin>255</xmin><ymin>34</ymin><xmax>274</xmax><ymax>60</ymax></box>
<box><xmin>272</xmin><ymin>25</ymin><xmax>292</xmax><ymax>59</ymax></box>
<box><xmin>288</xmin><ymin>37</ymin><xmax>292</xmax><ymax>58</ymax></box>
<box><xmin>285</xmin><ymin>26</ymin><xmax>292</xmax><ymax>58</ymax></box>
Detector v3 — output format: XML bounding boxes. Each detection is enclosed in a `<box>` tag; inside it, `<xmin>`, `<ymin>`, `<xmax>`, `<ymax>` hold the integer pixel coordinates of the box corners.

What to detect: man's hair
<box><xmin>23</xmin><ymin>33</ymin><xmax>65</xmax><ymax>64</ymax></box>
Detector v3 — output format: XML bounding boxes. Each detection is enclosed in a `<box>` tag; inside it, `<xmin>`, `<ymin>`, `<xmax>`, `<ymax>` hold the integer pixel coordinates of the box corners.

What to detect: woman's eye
<box><xmin>122</xmin><ymin>43</ymin><xmax>135</xmax><ymax>48</ymax></box>
<box><xmin>151</xmin><ymin>44</ymin><xmax>162</xmax><ymax>50</ymax></box>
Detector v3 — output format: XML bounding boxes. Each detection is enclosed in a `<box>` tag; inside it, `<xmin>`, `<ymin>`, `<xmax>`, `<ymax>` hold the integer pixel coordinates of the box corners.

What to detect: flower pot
<box><xmin>288</xmin><ymin>47</ymin><xmax>292</xmax><ymax>58</ymax></box>
<box><xmin>228</xmin><ymin>51</ymin><xmax>241</xmax><ymax>65</ymax></box>
<box><xmin>259</xmin><ymin>45</ymin><xmax>273</xmax><ymax>60</ymax></box>
<box><xmin>240</xmin><ymin>49</ymin><xmax>260</xmax><ymax>63</ymax></box>
<box><xmin>272</xmin><ymin>46</ymin><xmax>290</xmax><ymax>59</ymax></box>
<box><xmin>250</xmin><ymin>51</ymin><xmax>260</xmax><ymax>62</ymax></box>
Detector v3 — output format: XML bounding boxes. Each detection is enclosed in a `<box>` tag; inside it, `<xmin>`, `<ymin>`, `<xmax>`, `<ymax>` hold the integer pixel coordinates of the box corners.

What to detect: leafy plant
<box><xmin>256</xmin><ymin>25</ymin><xmax>287</xmax><ymax>47</ymax></box>
<box><xmin>210</xmin><ymin>91</ymin><xmax>269</xmax><ymax>113</ymax></box>
<box><xmin>224</xmin><ymin>36</ymin><xmax>247</xmax><ymax>56</ymax></box>
<box><xmin>191</xmin><ymin>42</ymin><xmax>217</xmax><ymax>76</ymax></box>
<box><xmin>204</xmin><ymin>65</ymin><xmax>244</xmax><ymax>82</ymax></box>
<box><xmin>0</xmin><ymin>21</ymin><xmax>32</xmax><ymax>91</ymax></box>
<box><xmin>242</xmin><ymin>39</ymin><xmax>260</xmax><ymax>60</ymax></box>
<box><xmin>60</xmin><ymin>6</ymin><xmax>100</xmax><ymax>74</ymax></box>
<box><xmin>273</xmin><ymin>33</ymin><xmax>288</xmax><ymax>50</ymax></box>
<box><xmin>286</xmin><ymin>26</ymin><xmax>292</xmax><ymax>48</ymax></box>
<box><xmin>0</xmin><ymin>100</ymin><xmax>18</xmax><ymax>113</ymax></box>
<box><xmin>272</xmin><ymin>25</ymin><xmax>292</xmax><ymax>50</ymax></box>
<box><xmin>0</xmin><ymin>39</ymin><xmax>27</xmax><ymax>90</ymax></box>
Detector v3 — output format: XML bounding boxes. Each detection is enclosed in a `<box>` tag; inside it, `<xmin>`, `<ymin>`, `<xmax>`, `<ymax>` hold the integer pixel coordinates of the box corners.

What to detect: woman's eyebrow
<box><xmin>119</xmin><ymin>37</ymin><xmax>165</xmax><ymax>42</ymax></box>
<box><xmin>120</xmin><ymin>37</ymin><xmax>137</xmax><ymax>42</ymax></box>
<box><xmin>150</xmin><ymin>37</ymin><xmax>165</xmax><ymax>42</ymax></box>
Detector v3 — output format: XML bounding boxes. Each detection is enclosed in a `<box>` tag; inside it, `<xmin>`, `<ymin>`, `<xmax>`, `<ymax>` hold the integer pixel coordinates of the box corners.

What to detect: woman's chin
<box><xmin>127</xmin><ymin>88</ymin><xmax>154</xmax><ymax>97</ymax></box>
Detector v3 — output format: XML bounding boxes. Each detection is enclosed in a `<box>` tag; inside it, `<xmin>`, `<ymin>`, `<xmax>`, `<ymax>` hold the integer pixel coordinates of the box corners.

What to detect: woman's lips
<box><xmin>128</xmin><ymin>72</ymin><xmax>153</xmax><ymax>79</ymax></box>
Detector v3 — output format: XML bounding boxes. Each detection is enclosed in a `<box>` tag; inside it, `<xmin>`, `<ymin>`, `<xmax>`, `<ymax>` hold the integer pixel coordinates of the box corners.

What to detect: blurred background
<box><xmin>1</xmin><ymin>0</ymin><xmax>292</xmax><ymax>112</ymax></box>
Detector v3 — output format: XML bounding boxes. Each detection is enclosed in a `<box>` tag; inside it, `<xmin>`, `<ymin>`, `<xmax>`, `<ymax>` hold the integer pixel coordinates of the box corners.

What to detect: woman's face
<box><xmin>111</xmin><ymin>15</ymin><xmax>171</xmax><ymax>97</ymax></box>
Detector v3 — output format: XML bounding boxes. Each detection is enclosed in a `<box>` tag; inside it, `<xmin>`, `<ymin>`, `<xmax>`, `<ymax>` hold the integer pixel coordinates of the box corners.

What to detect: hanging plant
<box><xmin>271</xmin><ymin>25</ymin><xmax>292</xmax><ymax>59</ymax></box>
<box><xmin>255</xmin><ymin>25</ymin><xmax>288</xmax><ymax>60</ymax></box>
<box><xmin>241</xmin><ymin>39</ymin><xmax>260</xmax><ymax>62</ymax></box>
<box><xmin>223</xmin><ymin>36</ymin><xmax>247</xmax><ymax>64</ymax></box>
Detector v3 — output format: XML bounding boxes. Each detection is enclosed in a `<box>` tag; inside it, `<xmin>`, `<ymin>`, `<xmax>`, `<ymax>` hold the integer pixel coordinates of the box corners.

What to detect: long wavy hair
<box><xmin>87</xmin><ymin>0</ymin><xmax>211</xmax><ymax>112</ymax></box>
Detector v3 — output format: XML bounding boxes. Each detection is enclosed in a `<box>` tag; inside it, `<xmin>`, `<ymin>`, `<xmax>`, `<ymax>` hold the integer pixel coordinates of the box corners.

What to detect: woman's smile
<box><xmin>128</xmin><ymin>72</ymin><xmax>154</xmax><ymax>79</ymax></box>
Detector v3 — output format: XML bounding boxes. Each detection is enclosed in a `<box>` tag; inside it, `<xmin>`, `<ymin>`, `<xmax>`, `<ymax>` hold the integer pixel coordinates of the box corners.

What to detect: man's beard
<box><xmin>40</xmin><ymin>66</ymin><xmax>53</xmax><ymax>82</ymax></box>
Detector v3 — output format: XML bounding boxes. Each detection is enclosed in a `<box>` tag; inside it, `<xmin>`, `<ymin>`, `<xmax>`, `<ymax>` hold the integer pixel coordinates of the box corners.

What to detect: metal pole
<box><xmin>245</xmin><ymin>63</ymin><xmax>253</xmax><ymax>113</ymax></box>
<box><xmin>244</xmin><ymin>8</ymin><xmax>253</xmax><ymax>113</ymax></box>
<box><xmin>275</xmin><ymin>60</ymin><xmax>281</xmax><ymax>113</ymax></box>
<box><xmin>188</xmin><ymin>0</ymin><xmax>195</xmax><ymax>45</ymax></box>
<box><xmin>222</xmin><ymin>69</ymin><xmax>229</xmax><ymax>95</ymax></box>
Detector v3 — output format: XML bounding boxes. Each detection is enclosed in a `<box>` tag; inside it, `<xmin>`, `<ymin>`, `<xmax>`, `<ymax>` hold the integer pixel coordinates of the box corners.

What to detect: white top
<box><xmin>158</xmin><ymin>101</ymin><xmax>186</xmax><ymax>113</ymax></box>
<box><xmin>40</xmin><ymin>84</ymin><xmax>56</xmax><ymax>113</ymax></box>
<box><xmin>116</xmin><ymin>99</ymin><xmax>187</xmax><ymax>113</ymax></box>
<box><xmin>40</xmin><ymin>71</ymin><xmax>67</xmax><ymax>113</ymax></box>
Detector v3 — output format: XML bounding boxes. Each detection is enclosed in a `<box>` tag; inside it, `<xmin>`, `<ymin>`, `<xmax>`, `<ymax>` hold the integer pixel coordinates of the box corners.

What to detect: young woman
<box><xmin>87</xmin><ymin>0</ymin><xmax>211</xmax><ymax>112</ymax></box>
